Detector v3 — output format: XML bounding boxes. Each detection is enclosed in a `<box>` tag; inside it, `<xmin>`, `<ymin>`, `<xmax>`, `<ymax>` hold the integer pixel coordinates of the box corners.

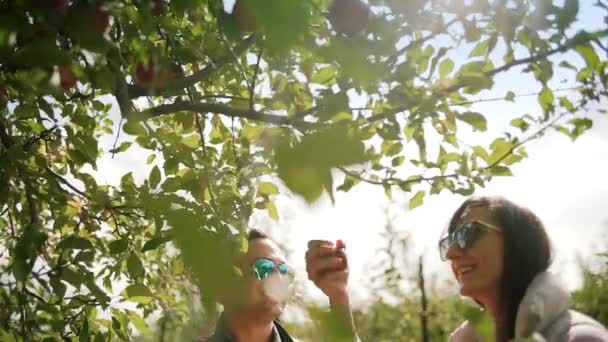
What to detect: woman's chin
<box><xmin>458</xmin><ymin>281</ymin><xmax>479</xmax><ymax>298</ymax></box>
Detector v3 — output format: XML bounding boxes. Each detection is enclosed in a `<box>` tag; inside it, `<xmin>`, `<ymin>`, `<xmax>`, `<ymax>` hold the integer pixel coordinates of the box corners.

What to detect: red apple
<box><xmin>35</xmin><ymin>0</ymin><xmax>70</xmax><ymax>16</ymax></box>
<box><xmin>152</xmin><ymin>0</ymin><xmax>164</xmax><ymax>16</ymax></box>
<box><xmin>59</xmin><ymin>66</ymin><xmax>77</xmax><ymax>89</ymax></box>
<box><xmin>95</xmin><ymin>6</ymin><xmax>110</xmax><ymax>33</ymax></box>
<box><xmin>233</xmin><ymin>0</ymin><xmax>257</xmax><ymax>32</ymax></box>
<box><xmin>135</xmin><ymin>59</ymin><xmax>165</xmax><ymax>86</ymax></box>
<box><xmin>170</xmin><ymin>64</ymin><xmax>184</xmax><ymax>80</ymax></box>
<box><xmin>329</xmin><ymin>0</ymin><xmax>370</xmax><ymax>35</ymax></box>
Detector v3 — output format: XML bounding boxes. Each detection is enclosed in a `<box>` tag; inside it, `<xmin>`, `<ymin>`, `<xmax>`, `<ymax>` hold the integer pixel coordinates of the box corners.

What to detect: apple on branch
<box><xmin>329</xmin><ymin>0</ymin><xmax>371</xmax><ymax>35</ymax></box>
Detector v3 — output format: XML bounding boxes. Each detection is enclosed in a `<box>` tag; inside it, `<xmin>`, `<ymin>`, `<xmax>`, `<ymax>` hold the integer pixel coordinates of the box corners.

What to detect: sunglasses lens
<box><xmin>439</xmin><ymin>222</ymin><xmax>484</xmax><ymax>260</ymax></box>
<box><xmin>278</xmin><ymin>263</ymin><xmax>289</xmax><ymax>275</ymax></box>
<box><xmin>253</xmin><ymin>259</ymin><xmax>275</xmax><ymax>280</ymax></box>
<box><xmin>461</xmin><ymin>222</ymin><xmax>480</xmax><ymax>249</ymax></box>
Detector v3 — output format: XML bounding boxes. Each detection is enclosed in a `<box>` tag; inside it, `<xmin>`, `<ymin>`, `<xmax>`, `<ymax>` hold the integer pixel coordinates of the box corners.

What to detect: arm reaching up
<box><xmin>305</xmin><ymin>239</ymin><xmax>359</xmax><ymax>341</ymax></box>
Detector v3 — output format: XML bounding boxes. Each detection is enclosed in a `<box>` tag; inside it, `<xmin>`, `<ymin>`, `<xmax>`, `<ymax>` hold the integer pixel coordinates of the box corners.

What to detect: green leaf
<box><xmin>146</xmin><ymin>154</ymin><xmax>157</xmax><ymax>165</ymax></box>
<box><xmin>276</xmin><ymin>124</ymin><xmax>367</xmax><ymax>203</ymax></box>
<box><xmin>538</xmin><ymin>87</ymin><xmax>554</xmax><ymax>112</ymax></box>
<box><xmin>181</xmin><ymin>135</ymin><xmax>200</xmax><ymax>149</ymax></box>
<box><xmin>489</xmin><ymin>165</ymin><xmax>513</xmax><ymax>176</ymax></box>
<box><xmin>123</xmin><ymin>121</ymin><xmax>147</xmax><ymax>136</ymax></box>
<box><xmin>125</xmin><ymin>283</ymin><xmax>153</xmax><ymax>298</ymax></box>
<box><xmin>109</xmin><ymin>141</ymin><xmax>132</xmax><ymax>154</ymax></box>
<box><xmin>59</xmin><ymin>236</ymin><xmax>93</xmax><ymax>250</ymax></box>
<box><xmin>50</xmin><ymin>277</ymin><xmax>67</xmax><ymax>299</ymax></box>
<box><xmin>472</xmin><ymin>145</ymin><xmax>490</xmax><ymax>163</ymax></box>
<box><xmin>469</xmin><ymin>39</ymin><xmax>490</xmax><ymax>58</ymax></box>
<box><xmin>557</xmin><ymin>0</ymin><xmax>579</xmax><ymax>31</ymax></box>
<box><xmin>458</xmin><ymin>72</ymin><xmax>494</xmax><ymax>94</ymax></box>
<box><xmin>127</xmin><ymin>311</ymin><xmax>152</xmax><ymax>336</ymax></box>
<box><xmin>569</xmin><ymin>117</ymin><xmax>593</xmax><ymax>140</ymax></box>
<box><xmin>266</xmin><ymin>201</ymin><xmax>279</xmax><ymax>221</ymax></box>
<box><xmin>391</xmin><ymin>156</ymin><xmax>405</xmax><ymax>167</ymax></box>
<box><xmin>559</xmin><ymin>97</ymin><xmax>575</xmax><ymax>111</ymax></box>
<box><xmin>127</xmin><ymin>253</ymin><xmax>145</xmax><ymax>279</ymax></box>
<box><xmin>149</xmin><ymin>166</ymin><xmax>161</xmax><ymax>189</ymax></box>
<box><xmin>142</xmin><ymin>236</ymin><xmax>170</xmax><ymax>252</ymax></box>
<box><xmin>575</xmin><ymin>45</ymin><xmax>600</xmax><ymax>71</ymax></box>
<box><xmin>458</xmin><ymin>112</ymin><xmax>487</xmax><ymax>132</ymax></box>
<box><xmin>409</xmin><ymin>191</ymin><xmax>425</xmax><ymax>209</ymax></box>
<box><xmin>462</xmin><ymin>18</ymin><xmax>481</xmax><ymax>42</ymax></box>
<box><xmin>258</xmin><ymin>181</ymin><xmax>279</xmax><ymax>196</ymax></box>
<box><xmin>510</xmin><ymin>117</ymin><xmax>530</xmax><ymax>132</ymax></box>
<box><xmin>438</xmin><ymin>59</ymin><xmax>454</xmax><ymax>78</ymax></box>
<box><xmin>310</xmin><ymin>66</ymin><xmax>337</xmax><ymax>84</ymax></box>
<box><xmin>464</xmin><ymin>306</ymin><xmax>495</xmax><ymax>341</ymax></box>
<box><xmin>488</xmin><ymin>138</ymin><xmax>513</xmax><ymax>165</ymax></box>
<box><xmin>505</xmin><ymin>91</ymin><xmax>515</xmax><ymax>102</ymax></box>
<box><xmin>108</xmin><ymin>239</ymin><xmax>128</xmax><ymax>255</ymax></box>
<box><xmin>79</xmin><ymin>319</ymin><xmax>89</xmax><ymax>342</ymax></box>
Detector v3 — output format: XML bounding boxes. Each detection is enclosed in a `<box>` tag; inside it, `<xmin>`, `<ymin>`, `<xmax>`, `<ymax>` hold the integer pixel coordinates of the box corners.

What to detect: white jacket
<box><xmin>449</xmin><ymin>272</ymin><xmax>608</xmax><ymax>341</ymax></box>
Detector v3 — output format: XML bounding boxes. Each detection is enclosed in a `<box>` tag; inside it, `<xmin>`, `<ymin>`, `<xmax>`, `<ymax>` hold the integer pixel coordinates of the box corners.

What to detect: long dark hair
<box><xmin>447</xmin><ymin>196</ymin><xmax>552</xmax><ymax>342</ymax></box>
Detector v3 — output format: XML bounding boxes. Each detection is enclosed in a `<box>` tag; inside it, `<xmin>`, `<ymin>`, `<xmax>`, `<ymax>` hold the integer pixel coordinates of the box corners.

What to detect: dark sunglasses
<box><xmin>251</xmin><ymin>258</ymin><xmax>293</xmax><ymax>280</ymax></box>
<box><xmin>438</xmin><ymin>220</ymin><xmax>501</xmax><ymax>261</ymax></box>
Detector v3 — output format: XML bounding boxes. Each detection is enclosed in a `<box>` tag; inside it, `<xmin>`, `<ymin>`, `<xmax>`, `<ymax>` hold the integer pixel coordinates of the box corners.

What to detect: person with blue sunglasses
<box><xmin>199</xmin><ymin>229</ymin><xmax>298</xmax><ymax>342</ymax></box>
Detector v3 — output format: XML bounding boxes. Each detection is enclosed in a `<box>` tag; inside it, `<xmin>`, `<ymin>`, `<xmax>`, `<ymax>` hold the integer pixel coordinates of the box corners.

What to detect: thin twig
<box><xmin>449</xmin><ymin>86</ymin><xmax>581</xmax><ymax>107</ymax></box>
<box><xmin>195</xmin><ymin>114</ymin><xmax>219</xmax><ymax>212</ymax></box>
<box><xmin>339</xmin><ymin>107</ymin><xmax>579</xmax><ymax>188</ymax></box>
<box><xmin>230</xmin><ymin>117</ymin><xmax>240</xmax><ymax>169</ymax></box>
<box><xmin>45</xmin><ymin>167</ymin><xmax>90</xmax><ymax>200</ymax></box>
<box><xmin>385</xmin><ymin>18</ymin><xmax>459</xmax><ymax>68</ymax></box>
<box><xmin>221</xmin><ymin>34</ymin><xmax>252</xmax><ymax>91</ymax></box>
<box><xmin>249</xmin><ymin>48</ymin><xmax>264</xmax><ymax>111</ymax></box>
<box><xmin>111</xmin><ymin>116</ymin><xmax>124</xmax><ymax>158</ymax></box>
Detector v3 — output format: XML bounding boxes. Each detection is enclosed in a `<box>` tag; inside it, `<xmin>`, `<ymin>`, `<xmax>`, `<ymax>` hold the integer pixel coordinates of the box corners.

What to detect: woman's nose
<box><xmin>446</xmin><ymin>241</ymin><xmax>464</xmax><ymax>260</ymax></box>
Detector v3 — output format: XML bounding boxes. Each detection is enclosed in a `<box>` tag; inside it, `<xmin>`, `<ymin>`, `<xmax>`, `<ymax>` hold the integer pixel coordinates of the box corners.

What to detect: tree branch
<box><xmin>45</xmin><ymin>167</ymin><xmax>90</xmax><ymax>200</ymax></box>
<box><xmin>23</xmin><ymin>180</ymin><xmax>39</xmax><ymax>226</ymax></box>
<box><xmin>369</xmin><ymin>31</ymin><xmax>606</xmax><ymax>124</ymax></box>
<box><xmin>341</xmin><ymin>106</ymin><xmax>579</xmax><ymax>191</ymax></box>
<box><xmin>107</xmin><ymin>50</ymin><xmax>134</xmax><ymax>118</ymax></box>
<box><xmin>138</xmin><ymin>101</ymin><xmax>315</xmax><ymax>128</ymax></box>
<box><xmin>249</xmin><ymin>48</ymin><xmax>263</xmax><ymax>111</ymax></box>
<box><xmin>445</xmin><ymin>30</ymin><xmax>608</xmax><ymax>95</ymax></box>
<box><xmin>0</xmin><ymin>119</ymin><xmax>14</xmax><ymax>147</ymax></box>
<box><xmin>127</xmin><ymin>35</ymin><xmax>255</xmax><ymax>98</ymax></box>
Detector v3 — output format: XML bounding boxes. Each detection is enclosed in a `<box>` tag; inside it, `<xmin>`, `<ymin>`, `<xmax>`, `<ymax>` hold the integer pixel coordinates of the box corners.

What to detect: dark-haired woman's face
<box><xmin>446</xmin><ymin>205</ymin><xmax>504</xmax><ymax>301</ymax></box>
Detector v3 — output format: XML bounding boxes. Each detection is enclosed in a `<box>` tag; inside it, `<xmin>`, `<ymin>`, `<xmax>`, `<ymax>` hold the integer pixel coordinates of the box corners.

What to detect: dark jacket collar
<box><xmin>201</xmin><ymin>314</ymin><xmax>296</xmax><ymax>342</ymax></box>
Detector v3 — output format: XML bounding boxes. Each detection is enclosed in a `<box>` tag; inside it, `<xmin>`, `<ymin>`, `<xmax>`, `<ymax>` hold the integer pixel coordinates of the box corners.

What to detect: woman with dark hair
<box><xmin>441</xmin><ymin>196</ymin><xmax>608</xmax><ymax>341</ymax></box>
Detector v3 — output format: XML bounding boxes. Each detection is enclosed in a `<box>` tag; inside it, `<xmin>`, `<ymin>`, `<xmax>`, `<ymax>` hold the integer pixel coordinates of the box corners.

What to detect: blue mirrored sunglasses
<box><xmin>251</xmin><ymin>258</ymin><xmax>292</xmax><ymax>280</ymax></box>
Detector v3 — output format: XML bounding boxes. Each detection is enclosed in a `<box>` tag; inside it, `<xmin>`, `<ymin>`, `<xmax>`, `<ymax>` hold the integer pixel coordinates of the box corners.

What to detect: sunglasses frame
<box><xmin>438</xmin><ymin>219</ymin><xmax>501</xmax><ymax>261</ymax></box>
<box><xmin>251</xmin><ymin>257</ymin><xmax>293</xmax><ymax>281</ymax></box>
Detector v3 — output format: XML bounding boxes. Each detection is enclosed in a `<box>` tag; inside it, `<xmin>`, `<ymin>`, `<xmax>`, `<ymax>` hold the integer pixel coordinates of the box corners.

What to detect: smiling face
<box><xmin>446</xmin><ymin>204</ymin><xmax>504</xmax><ymax>301</ymax></box>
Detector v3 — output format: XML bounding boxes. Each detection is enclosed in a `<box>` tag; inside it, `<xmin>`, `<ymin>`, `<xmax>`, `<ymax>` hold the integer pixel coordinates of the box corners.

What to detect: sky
<box><xmin>84</xmin><ymin>1</ymin><xmax>608</xmax><ymax>312</ymax></box>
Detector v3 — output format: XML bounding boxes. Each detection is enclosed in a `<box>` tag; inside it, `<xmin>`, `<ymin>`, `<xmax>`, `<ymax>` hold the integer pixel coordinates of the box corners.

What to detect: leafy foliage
<box><xmin>572</xmin><ymin>253</ymin><xmax>608</xmax><ymax>327</ymax></box>
<box><xmin>0</xmin><ymin>0</ymin><xmax>607</xmax><ymax>339</ymax></box>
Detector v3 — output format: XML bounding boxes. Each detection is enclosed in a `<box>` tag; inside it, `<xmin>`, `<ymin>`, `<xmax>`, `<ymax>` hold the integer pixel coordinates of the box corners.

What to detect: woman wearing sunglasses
<box><xmin>441</xmin><ymin>196</ymin><xmax>608</xmax><ymax>342</ymax></box>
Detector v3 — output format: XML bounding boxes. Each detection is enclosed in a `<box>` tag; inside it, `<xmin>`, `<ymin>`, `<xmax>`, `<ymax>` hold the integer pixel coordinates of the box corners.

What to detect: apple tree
<box><xmin>0</xmin><ymin>0</ymin><xmax>607</xmax><ymax>340</ymax></box>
